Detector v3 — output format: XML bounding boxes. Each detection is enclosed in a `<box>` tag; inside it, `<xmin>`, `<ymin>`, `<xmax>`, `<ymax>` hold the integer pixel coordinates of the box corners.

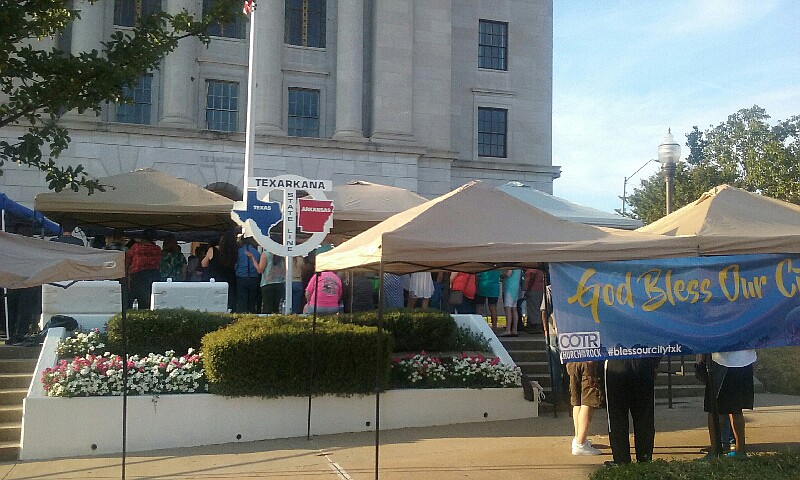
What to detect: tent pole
<box><xmin>375</xmin><ymin>263</ymin><xmax>385</xmax><ymax>480</ymax></box>
<box><xmin>307</xmin><ymin>272</ymin><xmax>320</xmax><ymax>440</ymax></box>
<box><xmin>120</xmin><ymin>272</ymin><xmax>129</xmax><ymax>480</ymax></box>
<box><xmin>706</xmin><ymin>354</ymin><xmax>723</xmax><ymax>457</ymax></box>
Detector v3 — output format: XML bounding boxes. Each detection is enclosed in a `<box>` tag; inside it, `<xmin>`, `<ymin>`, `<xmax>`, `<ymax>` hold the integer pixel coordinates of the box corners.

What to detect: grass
<box><xmin>590</xmin><ymin>452</ymin><xmax>800</xmax><ymax>480</ymax></box>
<box><xmin>756</xmin><ymin>347</ymin><xmax>800</xmax><ymax>395</ymax></box>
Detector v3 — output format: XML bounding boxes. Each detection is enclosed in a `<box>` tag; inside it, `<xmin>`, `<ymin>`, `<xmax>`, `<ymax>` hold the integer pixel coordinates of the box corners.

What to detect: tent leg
<box><xmin>121</xmin><ymin>277</ymin><xmax>128</xmax><ymax>480</ymax></box>
<box><xmin>307</xmin><ymin>273</ymin><xmax>320</xmax><ymax>440</ymax></box>
<box><xmin>375</xmin><ymin>263</ymin><xmax>385</xmax><ymax>480</ymax></box>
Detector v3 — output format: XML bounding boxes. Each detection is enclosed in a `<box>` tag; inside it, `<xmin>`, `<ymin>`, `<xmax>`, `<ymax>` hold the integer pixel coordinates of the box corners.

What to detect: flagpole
<box><xmin>243</xmin><ymin>0</ymin><xmax>257</xmax><ymax>209</ymax></box>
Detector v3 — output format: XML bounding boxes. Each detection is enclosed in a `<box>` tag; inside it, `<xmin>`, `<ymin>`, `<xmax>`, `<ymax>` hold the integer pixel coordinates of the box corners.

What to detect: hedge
<box><xmin>201</xmin><ymin>314</ymin><xmax>393</xmax><ymax>397</ymax></box>
<box><xmin>338</xmin><ymin>309</ymin><xmax>463</xmax><ymax>352</ymax></box>
<box><xmin>106</xmin><ymin>308</ymin><xmax>233</xmax><ymax>356</ymax></box>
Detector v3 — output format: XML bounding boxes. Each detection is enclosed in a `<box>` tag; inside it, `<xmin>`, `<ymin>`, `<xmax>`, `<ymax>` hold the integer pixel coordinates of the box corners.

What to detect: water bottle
<box><xmin>132</xmin><ymin>299</ymin><xmax>139</xmax><ymax>310</ymax></box>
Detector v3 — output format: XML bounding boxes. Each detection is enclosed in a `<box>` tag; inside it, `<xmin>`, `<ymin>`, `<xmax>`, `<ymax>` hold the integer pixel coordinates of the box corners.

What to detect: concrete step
<box><xmin>504</xmin><ymin>350</ymin><xmax>548</xmax><ymax>362</ymax></box>
<box><xmin>0</xmin><ymin>373</ymin><xmax>34</xmax><ymax>390</ymax></box>
<box><xmin>0</xmin><ymin>389</ymin><xmax>27</xmax><ymax>407</ymax></box>
<box><xmin>0</xmin><ymin>441</ymin><xmax>19</xmax><ymax>462</ymax></box>
<box><xmin>0</xmin><ymin>358</ymin><xmax>38</xmax><ymax>374</ymax></box>
<box><xmin>0</xmin><ymin>406</ymin><xmax>22</xmax><ymax>424</ymax></box>
<box><xmin>0</xmin><ymin>345</ymin><xmax>41</xmax><ymax>360</ymax></box>
<box><xmin>655</xmin><ymin>383</ymin><xmax>706</xmax><ymax>398</ymax></box>
<box><xmin>0</xmin><ymin>423</ymin><xmax>20</xmax><ymax>443</ymax></box>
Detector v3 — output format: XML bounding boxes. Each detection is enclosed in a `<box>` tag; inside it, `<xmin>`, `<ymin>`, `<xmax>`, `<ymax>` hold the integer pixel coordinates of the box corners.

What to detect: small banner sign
<box><xmin>550</xmin><ymin>254</ymin><xmax>800</xmax><ymax>362</ymax></box>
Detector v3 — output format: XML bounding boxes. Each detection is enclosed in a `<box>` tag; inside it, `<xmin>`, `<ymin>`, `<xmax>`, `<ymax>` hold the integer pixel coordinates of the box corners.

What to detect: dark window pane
<box><xmin>117</xmin><ymin>75</ymin><xmax>152</xmax><ymax>125</ymax></box>
<box><xmin>204</xmin><ymin>0</ymin><xmax>246</xmax><ymax>39</ymax></box>
<box><xmin>285</xmin><ymin>0</ymin><xmax>326</xmax><ymax>47</ymax></box>
<box><xmin>288</xmin><ymin>88</ymin><xmax>320</xmax><ymax>137</ymax></box>
<box><xmin>206</xmin><ymin>80</ymin><xmax>238</xmax><ymax>131</ymax></box>
<box><xmin>478</xmin><ymin>19</ymin><xmax>507</xmax><ymax>70</ymax></box>
<box><xmin>477</xmin><ymin>107</ymin><xmax>507</xmax><ymax>158</ymax></box>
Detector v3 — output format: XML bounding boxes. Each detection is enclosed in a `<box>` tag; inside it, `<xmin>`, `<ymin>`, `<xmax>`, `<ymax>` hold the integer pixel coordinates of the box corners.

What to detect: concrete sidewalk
<box><xmin>2</xmin><ymin>393</ymin><xmax>799</xmax><ymax>479</ymax></box>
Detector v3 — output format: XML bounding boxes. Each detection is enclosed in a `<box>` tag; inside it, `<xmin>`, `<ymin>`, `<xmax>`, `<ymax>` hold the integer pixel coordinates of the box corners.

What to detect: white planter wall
<box><xmin>21</xmin><ymin>323</ymin><xmax>536</xmax><ymax>460</ymax></box>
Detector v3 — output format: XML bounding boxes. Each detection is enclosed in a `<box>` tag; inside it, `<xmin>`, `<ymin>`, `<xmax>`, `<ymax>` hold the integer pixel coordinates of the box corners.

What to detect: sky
<box><xmin>551</xmin><ymin>0</ymin><xmax>800</xmax><ymax>214</ymax></box>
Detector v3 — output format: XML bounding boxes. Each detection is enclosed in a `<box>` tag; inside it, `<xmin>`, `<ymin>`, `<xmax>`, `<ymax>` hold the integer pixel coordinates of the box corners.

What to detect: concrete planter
<box><xmin>21</xmin><ymin>315</ymin><xmax>536</xmax><ymax>460</ymax></box>
<box><xmin>21</xmin><ymin>386</ymin><xmax>535</xmax><ymax>460</ymax></box>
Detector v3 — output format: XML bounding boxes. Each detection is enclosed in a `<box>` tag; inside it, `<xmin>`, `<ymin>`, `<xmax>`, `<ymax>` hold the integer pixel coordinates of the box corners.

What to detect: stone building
<box><xmin>1</xmin><ymin>0</ymin><xmax>558</xmax><ymax>205</ymax></box>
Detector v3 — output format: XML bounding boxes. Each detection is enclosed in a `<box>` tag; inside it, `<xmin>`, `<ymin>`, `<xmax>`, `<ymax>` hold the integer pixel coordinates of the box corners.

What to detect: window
<box><xmin>478</xmin><ymin>20</ymin><xmax>508</xmax><ymax>70</ymax></box>
<box><xmin>203</xmin><ymin>0</ymin><xmax>246</xmax><ymax>39</ymax></box>
<box><xmin>285</xmin><ymin>0</ymin><xmax>326</xmax><ymax>48</ymax></box>
<box><xmin>114</xmin><ymin>0</ymin><xmax>161</xmax><ymax>27</ymax></box>
<box><xmin>117</xmin><ymin>75</ymin><xmax>153</xmax><ymax>124</ymax></box>
<box><xmin>478</xmin><ymin>107</ymin><xmax>507</xmax><ymax>157</ymax></box>
<box><xmin>287</xmin><ymin>88</ymin><xmax>320</xmax><ymax>137</ymax></box>
<box><xmin>205</xmin><ymin>81</ymin><xmax>239</xmax><ymax>132</ymax></box>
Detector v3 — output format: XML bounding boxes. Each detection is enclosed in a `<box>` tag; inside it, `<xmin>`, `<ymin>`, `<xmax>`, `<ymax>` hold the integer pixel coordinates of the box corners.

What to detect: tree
<box><xmin>0</xmin><ymin>0</ymin><xmax>239</xmax><ymax>193</ymax></box>
<box><xmin>627</xmin><ymin>106</ymin><xmax>800</xmax><ymax>225</ymax></box>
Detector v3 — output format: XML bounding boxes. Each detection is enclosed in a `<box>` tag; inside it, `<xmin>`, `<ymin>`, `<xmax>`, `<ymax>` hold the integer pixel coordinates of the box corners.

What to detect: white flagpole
<box><xmin>243</xmin><ymin>1</ymin><xmax>257</xmax><ymax>209</ymax></box>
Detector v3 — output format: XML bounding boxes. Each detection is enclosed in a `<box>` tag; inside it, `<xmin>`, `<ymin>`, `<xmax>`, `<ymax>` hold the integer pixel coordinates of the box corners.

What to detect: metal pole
<box><xmin>307</xmin><ymin>272</ymin><xmax>320</xmax><ymax>440</ymax></box>
<box><xmin>242</xmin><ymin>0</ymin><xmax>258</xmax><ymax>208</ymax></box>
<box><xmin>664</xmin><ymin>161</ymin><xmax>676</xmax><ymax>409</ymax></box>
<box><xmin>374</xmin><ymin>263</ymin><xmax>385</xmax><ymax>480</ymax></box>
<box><xmin>121</xmin><ymin>274</ymin><xmax>129</xmax><ymax>480</ymax></box>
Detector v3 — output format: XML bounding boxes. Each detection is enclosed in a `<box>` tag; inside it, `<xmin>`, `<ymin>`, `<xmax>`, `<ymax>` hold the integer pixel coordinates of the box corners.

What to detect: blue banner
<box><xmin>550</xmin><ymin>254</ymin><xmax>800</xmax><ymax>362</ymax></box>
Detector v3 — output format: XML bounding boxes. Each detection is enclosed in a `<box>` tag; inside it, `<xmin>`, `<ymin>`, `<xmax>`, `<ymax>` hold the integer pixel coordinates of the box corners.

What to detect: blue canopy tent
<box><xmin>1</xmin><ymin>193</ymin><xmax>61</xmax><ymax>341</ymax></box>
<box><xmin>0</xmin><ymin>193</ymin><xmax>61</xmax><ymax>236</ymax></box>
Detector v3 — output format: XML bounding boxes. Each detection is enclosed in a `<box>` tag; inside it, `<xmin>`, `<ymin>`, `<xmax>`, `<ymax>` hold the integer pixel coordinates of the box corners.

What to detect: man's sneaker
<box><xmin>571</xmin><ymin>438</ymin><xmax>593</xmax><ymax>449</ymax></box>
<box><xmin>572</xmin><ymin>440</ymin><xmax>601</xmax><ymax>456</ymax></box>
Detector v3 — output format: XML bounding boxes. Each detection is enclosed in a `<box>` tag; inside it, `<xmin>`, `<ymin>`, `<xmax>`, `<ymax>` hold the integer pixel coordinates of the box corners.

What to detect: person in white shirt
<box><xmin>701</xmin><ymin>349</ymin><xmax>757</xmax><ymax>458</ymax></box>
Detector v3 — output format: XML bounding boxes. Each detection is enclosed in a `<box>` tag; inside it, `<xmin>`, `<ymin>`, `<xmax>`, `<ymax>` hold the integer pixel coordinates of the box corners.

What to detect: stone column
<box><xmin>68</xmin><ymin>0</ymin><xmax>106</xmax><ymax>120</ymax></box>
<box><xmin>253</xmin><ymin>0</ymin><xmax>285</xmax><ymax>135</ymax></box>
<box><xmin>332</xmin><ymin>0</ymin><xmax>365</xmax><ymax>140</ymax></box>
<box><xmin>370</xmin><ymin>0</ymin><xmax>415</xmax><ymax>143</ymax></box>
<box><xmin>160</xmin><ymin>0</ymin><xmax>199</xmax><ymax>128</ymax></box>
<box><xmin>71</xmin><ymin>0</ymin><xmax>105</xmax><ymax>55</ymax></box>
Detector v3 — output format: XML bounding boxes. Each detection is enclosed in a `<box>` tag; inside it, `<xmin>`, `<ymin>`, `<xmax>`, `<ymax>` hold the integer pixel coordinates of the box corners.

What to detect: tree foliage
<box><xmin>0</xmin><ymin>0</ymin><xmax>239</xmax><ymax>192</ymax></box>
<box><xmin>628</xmin><ymin>106</ymin><xmax>800</xmax><ymax>225</ymax></box>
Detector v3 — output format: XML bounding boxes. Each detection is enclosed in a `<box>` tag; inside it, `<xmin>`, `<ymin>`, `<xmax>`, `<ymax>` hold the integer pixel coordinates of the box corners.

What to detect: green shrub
<box><xmin>756</xmin><ymin>347</ymin><xmax>800</xmax><ymax>395</ymax></box>
<box><xmin>453</xmin><ymin>326</ymin><xmax>491</xmax><ymax>352</ymax></box>
<box><xmin>338</xmin><ymin>309</ymin><xmax>476</xmax><ymax>353</ymax></box>
<box><xmin>106</xmin><ymin>308</ymin><xmax>232</xmax><ymax>356</ymax></box>
<box><xmin>590</xmin><ymin>453</ymin><xmax>800</xmax><ymax>479</ymax></box>
<box><xmin>201</xmin><ymin>314</ymin><xmax>393</xmax><ymax>397</ymax></box>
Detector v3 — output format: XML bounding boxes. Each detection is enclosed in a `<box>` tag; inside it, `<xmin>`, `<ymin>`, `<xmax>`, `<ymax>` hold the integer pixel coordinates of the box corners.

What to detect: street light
<box><xmin>620</xmin><ymin>159</ymin><xmax>658</xmax><ymax>215</ymax></box>
<box><xmin>658</xmin><ymin>129</ymin><xmax>681</xmax><ymax>215</ymax></box>
<box><xmin>658</xmin><ymin>128</ymin><xmax>681</xmax><ymax>409</ymax></box>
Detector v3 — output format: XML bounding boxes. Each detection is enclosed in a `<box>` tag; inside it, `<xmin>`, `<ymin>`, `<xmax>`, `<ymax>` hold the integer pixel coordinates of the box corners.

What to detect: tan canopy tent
<box><xmin>34</xmin><ymin>169</ymin><xmax>235</xmax><ymax>232</ymax></box>
<box><xmin>498</xmin><ymin>181</ymin><xmax>643</xmax><ymax>230</ymax></box>
<box><xmin>638</xmin><ymin>184</ymin><xmax>800</xmax><ymax>255</ymax></box>
<box><xmin>328</xmin><ymin>180</ymin><xmax>428</xmax><ymax>237</ymax></box>
<box><xmin>0</xmin><ymin>231</ymin><xmax>124</xmax><ymax>289</ymax></box>
<box><xmin>316</xmin><ymin>180</ymin><xmax>700</xmax><ymax>273</ymax></box>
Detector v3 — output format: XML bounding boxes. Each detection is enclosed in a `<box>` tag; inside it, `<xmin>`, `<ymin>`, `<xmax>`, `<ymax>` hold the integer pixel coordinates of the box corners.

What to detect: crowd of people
<box><xmin>3</xmin><ymin>222</ymin><xmax>758</xmax><ymax>465</ymax></box>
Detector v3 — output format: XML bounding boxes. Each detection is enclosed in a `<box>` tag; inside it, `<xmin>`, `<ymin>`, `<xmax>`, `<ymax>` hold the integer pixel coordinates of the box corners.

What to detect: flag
<box><xmin>243</xmin><ymin>0</ymin><xmax>256</xmax><ymax>15</ymax></box>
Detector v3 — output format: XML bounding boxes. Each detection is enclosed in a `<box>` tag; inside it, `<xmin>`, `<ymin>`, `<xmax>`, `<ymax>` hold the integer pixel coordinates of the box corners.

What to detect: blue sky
<box><xmin>552</xmin><ymin>0</ymin><xmax>800</xmax><ymax>214</ymax></box>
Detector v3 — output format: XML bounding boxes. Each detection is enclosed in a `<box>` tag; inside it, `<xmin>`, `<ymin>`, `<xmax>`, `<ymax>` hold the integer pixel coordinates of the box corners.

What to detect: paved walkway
<box><xmin>2</xmin><ymin>394</ymin><xmax>799</xmax><ymax>479</ymax></box>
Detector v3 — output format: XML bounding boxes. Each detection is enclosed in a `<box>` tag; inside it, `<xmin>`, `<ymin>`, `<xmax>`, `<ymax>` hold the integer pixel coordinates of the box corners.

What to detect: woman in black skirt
<box><xmin>702</xmin><ymin>349</ymin><xmax>757</xmax><ymax>458</ymax></box>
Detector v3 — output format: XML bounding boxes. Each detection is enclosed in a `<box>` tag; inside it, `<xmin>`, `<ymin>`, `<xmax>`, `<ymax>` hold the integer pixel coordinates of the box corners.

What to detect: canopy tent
<box><xmin>316</xmin><ymin>181</ymin><xmax>700</xmax><ymax>273</ymax></box>
<box><xmin>497</xmin><ymin>181</ymin><xmax>642</xmax><ymax>230</ymax></box>
<box><xmin>327</xmin><ymin>180</ymin><xmax>428</xmax><ymax>237</ymax></box>
<box><xmin>637</xmin><ymin>184</ymin><xmax>800</xmax><ymax>255</ymax></box>
<box><xmin>0</xmin><ymin>231</ymin><xmax>124</xmax><ymax>289</ymax></box>
<box><xmin>0</xmin><ymin>193</ymin><xmax>60</xmax><ymax>235</ymax></box>
<box><xmin>34</xmin><ymin>169</ymin><xmax>235</xmax><ymax>232</ymax></box>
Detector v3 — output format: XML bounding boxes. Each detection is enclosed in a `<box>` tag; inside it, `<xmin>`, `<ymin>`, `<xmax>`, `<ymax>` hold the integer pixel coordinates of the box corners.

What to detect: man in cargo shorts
<box><xmin>567</xmin><ymin>360</ymin><xmax>604</xmax><ymax>455</ymax></box>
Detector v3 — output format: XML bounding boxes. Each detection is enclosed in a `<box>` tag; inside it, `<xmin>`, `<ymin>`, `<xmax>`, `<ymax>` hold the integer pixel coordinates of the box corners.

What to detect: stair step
<box><xmin>0</xmin><ymin>389</ymin><xmax>27</xmax><ymax>407</ymax></box>
<box><xmin>0</xmin><ymin>358</ymin><xmax>38</xmax><ymax>374</ymax></box>
<box><xmin>0</xmin><ymin>406</ymin><xmax>22</xmax><ymax>424</ymax></box>
<box><xmin>0</xmin><ymin>441</ymin><xmax>19</xmax><ymax>462</ymax></box>
<box><xmin>0</xmin><ymin>345</ymin><xmax>41</xmax><ymax>360</ymax></box>
<box><xmin>0</xmin><ymin>423</ymin><xmax>21</xmax><ymax>443</ymax></box>
<box><xmin>0</xmin><ymin>373</ymin><xmax>33</xmax><ymax>390</ymax></box>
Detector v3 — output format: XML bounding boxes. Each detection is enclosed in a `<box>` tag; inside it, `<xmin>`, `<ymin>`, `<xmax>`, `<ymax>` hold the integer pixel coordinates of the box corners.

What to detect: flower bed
<box><xmin>390</xmin><ymin>352</ymin><xmax>521</xmax><ymax>389</ymax></box>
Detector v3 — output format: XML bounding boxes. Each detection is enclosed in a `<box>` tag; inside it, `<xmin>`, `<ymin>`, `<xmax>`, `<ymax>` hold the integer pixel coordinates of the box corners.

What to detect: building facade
<box><xmin>2</xmin><ymin>0</ymin><xmax>558</xmax><ymax>206</ymax></box>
